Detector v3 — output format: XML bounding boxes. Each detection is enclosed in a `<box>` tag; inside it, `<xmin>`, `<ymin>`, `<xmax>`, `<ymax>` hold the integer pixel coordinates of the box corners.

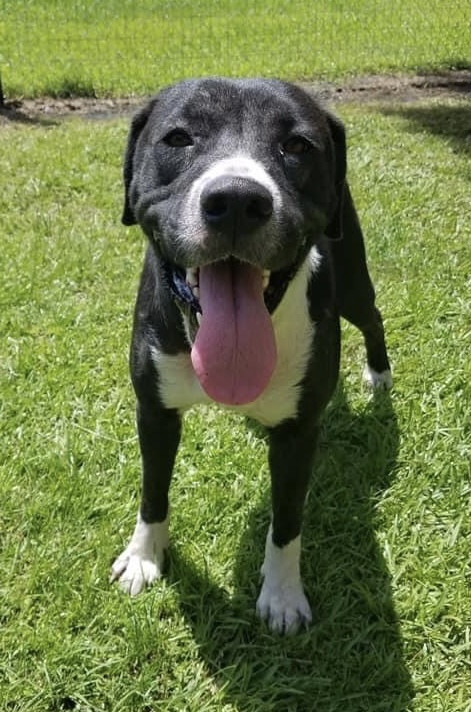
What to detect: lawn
<box><xmin>0</xmin><ymin>97</ymin><xmax>469</xmax><ymax>711</ymax></box>
<box><xmin>0</xmin><ymin>0</ymin><xmax>469</xmax><ymax>97</ymax></box>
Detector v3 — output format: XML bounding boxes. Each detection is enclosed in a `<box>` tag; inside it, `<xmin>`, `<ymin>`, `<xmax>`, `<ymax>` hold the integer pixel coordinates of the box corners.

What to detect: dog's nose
<box><xmin>200</xmin><ymin>176</ymin><xmax>273</xmax><ymax>233</ymax></box>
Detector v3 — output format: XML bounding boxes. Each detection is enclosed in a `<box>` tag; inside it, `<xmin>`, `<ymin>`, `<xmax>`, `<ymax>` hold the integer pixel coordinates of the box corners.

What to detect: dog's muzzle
<box><xmin>200</xmin><ymin>175</ymin><xmax>274</xmax><ymax>235</ymax></box>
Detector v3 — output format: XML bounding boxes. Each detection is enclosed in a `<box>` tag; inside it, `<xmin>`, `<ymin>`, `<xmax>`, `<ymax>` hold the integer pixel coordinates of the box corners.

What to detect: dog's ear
<box><xmin>122</xmin><ymin>100</ymin><xmax>156</xmax><ymax>226</ymax></box>
<box><xmin>324</xmin><ymin>111</ymin><xmax>347</xmax><ymax>241</ymax></box>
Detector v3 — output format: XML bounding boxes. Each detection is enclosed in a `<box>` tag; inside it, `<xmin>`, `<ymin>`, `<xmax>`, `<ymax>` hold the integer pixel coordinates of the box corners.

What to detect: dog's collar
<box><xmin>164</xmin><ymin>262</ymin><xmax>202</xmax><ymax>315</ymax></box>
<box><xmin>163</xmin><ymin>260</ymin><xmax>298</xmax><ymax>316</ymax></box>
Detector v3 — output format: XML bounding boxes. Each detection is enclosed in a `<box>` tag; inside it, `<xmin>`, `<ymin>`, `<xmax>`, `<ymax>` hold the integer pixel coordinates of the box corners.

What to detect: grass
<box><xmin>0</xmin><ymin>98</ymin><xmax>469</xmax><ymax>711</ymax></box>
<box><xmin>0</xmin><ymin>0</ymin><xmax>468</xmax><ymax>98</ymax></box>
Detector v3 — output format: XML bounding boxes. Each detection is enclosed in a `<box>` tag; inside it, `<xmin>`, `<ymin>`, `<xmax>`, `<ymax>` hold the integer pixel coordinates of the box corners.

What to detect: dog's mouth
<box><xmin>183</xmin><ymin>264</ymin><xmax>271</xmax><ymax>318</ymax></box>
<box><xmin>167</xmin><ymin>257</ymin><xmax>289</xmax><ymax>406</ymax></box>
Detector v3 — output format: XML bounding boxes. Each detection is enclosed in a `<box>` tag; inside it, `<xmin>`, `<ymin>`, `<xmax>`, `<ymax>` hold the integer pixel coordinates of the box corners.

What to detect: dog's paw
<box><xmin>110</xmin><ymin>514</ymin><xmax>169</xmax><ymax>596</ymax></box>
<box><xmin>363</xmin><ymin>364</ymin><xmax>392</xmax><ymax>390</ymax></box>
<box><xmin>110</xmin><ymin>551</ymin><xmax>162</xmax><ymax>596</ymax></box>
<box><xmin>256</xmin><ymin>528</ymin><xmax>311</xmax><ymax>634</ymax></box>
<box><xmin>256</xmin><ymin>579</ymin><xmax>312</xmax><ymax>634</ymax></box>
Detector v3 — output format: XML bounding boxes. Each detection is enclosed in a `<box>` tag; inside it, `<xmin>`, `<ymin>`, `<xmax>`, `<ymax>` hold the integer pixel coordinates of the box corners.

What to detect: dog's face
<box><xmin>123</xmin><ymin>78</ymin><xmax>346</xmax><ymax>405</ymax></box>
<box><xmin>123</xmin><ymin>78</ymin><xmax>345</xmax><ymax>272</ymax></box>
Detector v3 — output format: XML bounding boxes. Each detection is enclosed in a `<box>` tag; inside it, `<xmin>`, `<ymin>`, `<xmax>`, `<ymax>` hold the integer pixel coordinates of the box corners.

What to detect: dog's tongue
<box><xmin>191</xmin><ymin>261</ymin><xmax>276</xmax><ymax>405</ymax></box>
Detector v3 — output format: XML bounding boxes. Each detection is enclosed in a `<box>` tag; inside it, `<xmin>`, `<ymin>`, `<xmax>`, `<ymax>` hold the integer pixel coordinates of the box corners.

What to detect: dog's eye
<box><xmin>163</xmin><ymin>129</ymin><xmax>194</xmax><ymax>148</ymax></box>
<box><xmin>282</xmin><ymin>136</ymin><xmax>312</xmax><ymax>155</ymax></box>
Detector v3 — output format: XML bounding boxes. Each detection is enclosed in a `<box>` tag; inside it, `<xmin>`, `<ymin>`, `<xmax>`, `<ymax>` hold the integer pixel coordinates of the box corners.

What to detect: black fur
<box><xmin>113</xmin><ymin>78</ymin><xmax>390</xmax><ymax>632</ymax></box>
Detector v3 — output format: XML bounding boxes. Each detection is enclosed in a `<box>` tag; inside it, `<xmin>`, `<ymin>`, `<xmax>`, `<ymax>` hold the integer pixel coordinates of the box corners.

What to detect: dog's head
<box><xmin>122</xmin><ymin>78</ymin><xmax>346</xmax><ymax>405</ymax></box>
<box><xmin>123</xmin><ymin>77</ymin><xmax>345</xmax><ymax>263</ymax></box>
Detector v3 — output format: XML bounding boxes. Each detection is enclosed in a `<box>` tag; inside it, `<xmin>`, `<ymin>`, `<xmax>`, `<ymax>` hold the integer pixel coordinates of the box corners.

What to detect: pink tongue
<box><xmin>191</xmin><ymin>261</ymin><xmax>276</xmax><ymax>405</ymax></box>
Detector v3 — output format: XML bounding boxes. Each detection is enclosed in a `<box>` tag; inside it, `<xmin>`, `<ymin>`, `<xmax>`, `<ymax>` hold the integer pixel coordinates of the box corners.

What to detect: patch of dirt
<box><xmin>1</xmin><ymin>70</ymin><xmax>469</xmax><ymax>124</ymax></box>
<box><xmin>305</xmin><ymin>69</ymin><xmax>471</xmax><ymax>103</ymax></box>
<box><xmin>0</xmin><ymin>95</ymin><xmax>142</xmax><ymax>125</ymax></box>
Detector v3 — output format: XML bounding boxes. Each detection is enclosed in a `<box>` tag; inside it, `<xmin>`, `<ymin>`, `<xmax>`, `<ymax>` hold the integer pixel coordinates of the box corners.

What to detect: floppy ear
<box><xmin>121</xmin><ymin>100</ymin><xmax>157</xmax><ymax>226</ymax></box>
<box><xmin>324</xmin><ymin>111</ymin><xmax>347</xmax><ymax>241</ymax></box>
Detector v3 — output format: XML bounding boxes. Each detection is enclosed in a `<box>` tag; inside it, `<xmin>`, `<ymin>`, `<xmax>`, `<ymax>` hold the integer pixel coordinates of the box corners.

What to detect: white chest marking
<box><xmin>151</xmin><ymin>248</ymin><xmax>319</xmax><ymax>427</ymax></box>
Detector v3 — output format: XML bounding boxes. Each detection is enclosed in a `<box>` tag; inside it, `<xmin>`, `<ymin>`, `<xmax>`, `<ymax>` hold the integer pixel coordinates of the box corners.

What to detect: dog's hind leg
<box><xmin>340</xmin><ymin>289</ymin><xmax>392</xmax><ymax>389</ymax></box>
<box><xmin>331</xmin><ymin>187</ymin><xmax>392</xmax><ymax>389</ymax></box>
<box><xmin>356</xmin><ymin>308</ymin><xmax>392</xmax><ymax>389</ymax></box>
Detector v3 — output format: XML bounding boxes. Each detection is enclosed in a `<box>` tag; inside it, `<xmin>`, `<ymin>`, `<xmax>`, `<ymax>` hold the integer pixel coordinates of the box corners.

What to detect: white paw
<box><xmin>256</xmin><ymin>578</ymin><xmax>312</xmax><ymax>634</ymax></box>
<box><xmin>111</xmin><ymin>552</ymin><xmax>161</xmax><ymax>596</ymax></box>
<box><xmin>110</xmin><ymin>514</ymin><xmax>169</xmax><ymax>596</ymax></box>
<box><xmin>363</xmin><ymin>364</ymin><xmax>392</xmax><ymax>390</ymax></box>
<box><xmin>256</xmin><ymin>526</ymin><xmax>311</xmax><ymax>634</ymax></box>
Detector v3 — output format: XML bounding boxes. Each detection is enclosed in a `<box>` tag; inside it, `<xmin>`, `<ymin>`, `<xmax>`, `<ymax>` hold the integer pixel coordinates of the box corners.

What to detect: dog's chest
<box><xmin>152</xmin><ymin>254</ymin><xmax>316</xmax><ymax>427</ymax></box>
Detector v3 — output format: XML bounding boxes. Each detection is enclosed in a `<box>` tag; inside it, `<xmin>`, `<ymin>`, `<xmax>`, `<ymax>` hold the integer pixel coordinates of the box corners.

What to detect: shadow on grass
<box><xmin>380</xmin><ymin>102</ymin><xmax>470</xmax><ymax>155</ymax></box>
<box><xmin>168</xmin><ymin>382</ymin><xmax>413</xmax><ymax>711</ymax></box>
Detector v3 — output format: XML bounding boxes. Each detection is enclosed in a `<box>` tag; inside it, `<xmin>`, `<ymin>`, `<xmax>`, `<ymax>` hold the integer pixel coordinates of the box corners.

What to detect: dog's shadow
<box><xmin>168</xmin><ymin>381</ymin><xmax>413</xmax><ymax>711</ymax></box>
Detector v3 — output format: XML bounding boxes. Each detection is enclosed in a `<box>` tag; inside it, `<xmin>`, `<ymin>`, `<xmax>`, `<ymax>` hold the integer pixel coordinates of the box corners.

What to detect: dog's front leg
<box><xmin>111</xmin><ymin>400</ymin><xmax>181</xmax><ymax>595</ymax></box>
<box><xmin>256</xmin><ymin>418</ymin><xmax>318</xmax><ymax>634</ymax></box>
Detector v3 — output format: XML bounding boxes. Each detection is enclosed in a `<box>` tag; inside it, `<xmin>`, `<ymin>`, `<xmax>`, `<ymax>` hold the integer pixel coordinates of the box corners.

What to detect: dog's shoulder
<box><xmin>131</xmin><ymin>247</ymin><xmax>189</xmax><ymax>371</ymax></box>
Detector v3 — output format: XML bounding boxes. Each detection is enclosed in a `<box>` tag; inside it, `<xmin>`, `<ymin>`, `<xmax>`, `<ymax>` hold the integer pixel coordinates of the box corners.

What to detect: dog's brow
<box><xmin>182</xmin><ymin>103</ymin><xmax>230</xmax><ymax>131</ymax></box>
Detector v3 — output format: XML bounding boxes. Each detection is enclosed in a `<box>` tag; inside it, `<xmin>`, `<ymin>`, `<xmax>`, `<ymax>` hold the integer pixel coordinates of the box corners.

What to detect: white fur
<box><xmin>187</xmin><ymin>155</ymin><xmax>283</xmax><ymax>214</ymax></box>
<box><xmin>363</xmin><ymin>364</ymin><xmax>393</xmax><ymax>389</ymax></box>
<box><xmin>235</xmin><ymin>250</ymin><xmax>316</xmax><ymax>425</ymax></box>
<box><xmin>177</xmin><ymin>155</ymin><xmax>283</xmax><ymax>257</ymax></box>
<box><xmin>151</xmin><ymin>246</ymin><xmax>320</xmax><ymax>427</ymax></box>
<box><xmin>150</xmin><ymin>350</ymin><xmax>210</xmax><ymax>411</ymax></box>
<box><xmin>110</xmin><ymin>513</ymin><xmax>169</xmax><ymax>596</ymax></box>
<box><xmin>256</xmin><ymin>525</ymin><xmax>312</xmax><ymax>634</ymax></box>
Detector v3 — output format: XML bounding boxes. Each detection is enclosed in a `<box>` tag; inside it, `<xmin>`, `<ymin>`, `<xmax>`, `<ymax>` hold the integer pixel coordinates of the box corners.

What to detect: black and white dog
<box><xmin>110</xmin><ymin>78</ymin><xmax>391</xmax><ymax>634</ymax></box>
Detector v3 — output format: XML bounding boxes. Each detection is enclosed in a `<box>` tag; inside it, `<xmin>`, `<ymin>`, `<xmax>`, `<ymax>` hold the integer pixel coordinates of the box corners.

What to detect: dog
<box><xmin>110</xmin><ymin>78</ymin><xmax>391</xmax><ymax>634</ymax></box>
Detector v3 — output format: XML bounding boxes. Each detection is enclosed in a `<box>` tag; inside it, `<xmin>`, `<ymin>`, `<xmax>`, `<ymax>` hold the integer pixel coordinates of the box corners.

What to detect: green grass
<box><xmin>0</xmin><ymin>0</ymin><xmax>469</xmax><ymax>97</ymax></box>
<box><xmin>0</xmin><ymin>98</ymin><xmax>469</xmax><ymax>711</ymax></box>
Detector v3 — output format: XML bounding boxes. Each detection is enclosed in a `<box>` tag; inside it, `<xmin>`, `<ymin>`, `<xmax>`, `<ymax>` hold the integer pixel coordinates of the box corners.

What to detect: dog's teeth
<box><xmin>196</xmin><ymin>312</ymin><xmax>202</xmax><ymax>325</ymax></box>
<box><xmin>262</xmin><ymin>270</ymin><xmax>271</xmax><ymax>290</ymax></box>
<box><xmin>186</xmin><ymin>268</ymin><xmax>198</xmax><ymax>285</ymax></box>
<box><xmin>193</xmin><ymin>286</ymin><xmax>200</xmax><ymax>299</ymax></box>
